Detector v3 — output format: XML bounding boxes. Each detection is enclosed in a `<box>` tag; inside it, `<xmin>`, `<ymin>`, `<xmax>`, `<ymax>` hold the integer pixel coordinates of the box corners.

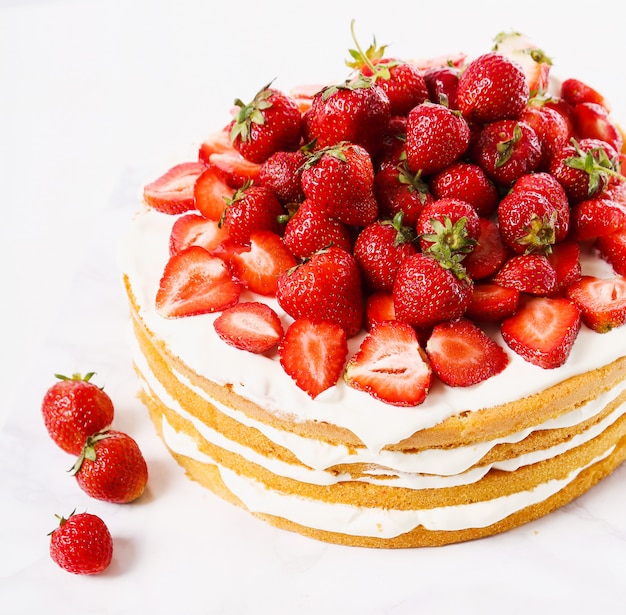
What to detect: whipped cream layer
<box><xmin>119</xmin><ymin>205</ymin><xmax>626</xmax><ymax>452</ymax></box>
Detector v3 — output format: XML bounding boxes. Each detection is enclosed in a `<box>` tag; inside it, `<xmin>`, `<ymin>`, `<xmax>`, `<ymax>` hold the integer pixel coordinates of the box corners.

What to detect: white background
<box><xmin>1</xmin><ymin>1</ymin><xmax>626</xmax><ymax>613</ymax></box>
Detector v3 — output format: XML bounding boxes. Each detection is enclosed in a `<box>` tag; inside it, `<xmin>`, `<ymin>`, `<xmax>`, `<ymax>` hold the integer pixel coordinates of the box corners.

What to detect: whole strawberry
<box><xmin>229</xmin><ymin>84</ymin><xmax>302</xmax><ymax>163</ymax></box>
<box><xmin>457</xmin><ymin>52</ymin><xmax>529</xmax><ymax>123</ymax></box>
<box><xmin>276</xmin><ymin>246</ymin><xmax>364</xmax><ymax>337</ymax></box>
<box><xmin>405</xmin><ymin>101</ymin><xmax>470</xmax><ymax>176</ymax></box>
<box><xmin>72</xmin><ymin>430</ymin><xmax>148</xmax><ymax>504</ymax></box>
<box><xmin>41</xmin><ymin>372</ymin><xmax>114</xmax><ymax>455</ymax></box>
<box><xmin>258</xmin><ymin>149</ymin><xmax>308</xmax><ymax>204</ymax></box>
<box><xmin>49</xmin><ymin>511</ymin><xmax>113</xmax><ymax>575</ymax></box>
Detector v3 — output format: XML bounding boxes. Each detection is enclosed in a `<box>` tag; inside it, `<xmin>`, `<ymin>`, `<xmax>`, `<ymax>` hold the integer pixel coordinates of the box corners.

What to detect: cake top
<box><xmin>122</xmin><ymin>27</ymin><xmax>626</xmax><ymax>448</ymax></box>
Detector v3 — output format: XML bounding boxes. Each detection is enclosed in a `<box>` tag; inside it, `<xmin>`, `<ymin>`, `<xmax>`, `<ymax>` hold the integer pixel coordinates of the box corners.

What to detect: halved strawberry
<box><xmin>198</xmin><ymin>129</ymin><xmax>234</xmax><ymax>162</ymax></box>
<box><xmin>207</xmin><ymin>151</ymin><xmax>261</xmax><ymax>188</ymax></box>
<box><xmin>571</xmin><ymin>102</ymin><xmax>623</xmax><ymax>153</ymax></box>
<box><xmin>169</xmin><ymin>213</ymin><xmax>230</xmax><ymax>256</ymax></box>
<box><xmin>155</xmin><ymin>246</ymin><xmax>241</xmax><ymax>318</ymax></box>
<box><xmin>344</xmin><ymin>321</ymin><xmax>432</xmax><ymax>407</ymax></box>
<box><xmin>500</xmin><ymin>296</ymin><xmax>581</xmax><ymax>368</ymax></box>
<box><xmin>596</xmin><ymin>228</ymin><xmax>626</xmax><ymax>275</ymax></box>
<box><xmin>143</xmin><ymin>161</ymin><xmax>207</xmax><ymax>214</ymax></box>
<box><xmin>194</xmin><ymin>166</ymin><xmax>235</xmax><ymax>221</ymax></box>
<box><xmin>565</xmin><ymin>275</ymin><xmax>626</xmax><ymax>333</ymax></box>
<box><xmin>365</xmin><ymin>291</ymin><xmax>396</xmax><ymax>330</ymax></box>
<box><xmin>560</xmin><ymin>78</ymin><xmax>610</xmax><ymax>111</ymax></box>
<box><xmin>219</xmin><ymin>231</ymin><xmax>297</xmax><ymax>296</ymax></box>
<box><xmin>465</xmin><ymin>282</ymin><xmax>519</xmax><ymax>322</ymax></box>
<box><xmin>278</xmin><ymin>318</ymin><xmax>348</xmax><ymax>399</ymax></box>
<box><xmin>425</xmin><ymin>318</ymin><xmax>509</xmax><ymax>387</ymax></box>
<box><xmin>214</xmin><ymin>302</ymin><xmax>284</xmax><ymax>353</ymax></box>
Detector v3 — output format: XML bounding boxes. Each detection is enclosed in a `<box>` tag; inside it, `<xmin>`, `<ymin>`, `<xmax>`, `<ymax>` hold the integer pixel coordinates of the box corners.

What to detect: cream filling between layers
<box><xmin>119</xmin><ymin>206</ymin><xmax>626</xmax><ymax>453</ymax></box>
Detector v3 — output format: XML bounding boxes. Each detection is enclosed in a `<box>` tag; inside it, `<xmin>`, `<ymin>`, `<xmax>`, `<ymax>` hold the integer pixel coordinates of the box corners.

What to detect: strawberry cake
<box><xmin>120</xmin><ymin>29</ymin><xmax>626</xmax><ymax>548</ymax></box>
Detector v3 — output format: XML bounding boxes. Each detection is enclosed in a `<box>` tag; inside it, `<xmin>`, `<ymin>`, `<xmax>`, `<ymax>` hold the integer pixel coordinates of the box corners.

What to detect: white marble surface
<box><xmin>2</xmin><ymin>1</ymin><xmax>626</xmax><ymax>613</ymax></box>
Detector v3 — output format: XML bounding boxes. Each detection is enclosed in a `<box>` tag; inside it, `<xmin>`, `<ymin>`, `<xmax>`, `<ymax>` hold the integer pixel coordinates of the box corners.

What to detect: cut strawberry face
<box><xmin>425</xmin><ymin>318</ymin><xmax>509</xmax><ymax>387</ymax></box>
<box><xmin>194</xmin><ymin>166</ymin><xmax>235</xmax><ymax>221</ymax></box>
<box><xmin>169</xmin><ymin>213</ymin><xmax>230</xmax><ymax>256</ymax></box>
<box><xmin>143</xmin><ymin>161</ymin><xmax>207</xmax><ymax>214</ymax></box>
<box><xmin>344</xmin><ymin>321</ymin><xmax>432</xmax><ymax>407</ymax></box>
<box><xmin>214</xmin><ymin>302</ymin><xmax>284</xmax><ymax>353</ymax></box>
<box><xmin>566</xmin><ymin>275</ymin><xmax>626</xmax><ymax>333</ymax></box>
<box><xmin>155</xmin><ymin>246</ymin><xmax>241</xmax><ymax>318</ymax></box>
<box><xmin>278</xmin><ymin>319</ymin><xmax>348</xmax><ymax>398</ymax></box>
<box><xmin>501</xmin><ymin>296</ymin><xmax>581</xmax><ymax>368</ymax></box>
<box><xmin>207</xmin><ymin>151</ymin><xmax>262</xmax><ymax>188</ymax></box>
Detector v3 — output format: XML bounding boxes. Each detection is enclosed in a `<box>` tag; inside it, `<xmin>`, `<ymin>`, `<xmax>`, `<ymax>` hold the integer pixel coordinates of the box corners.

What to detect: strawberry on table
<box><xmin>344</xmin><ymin>321</ymin><xmax>432</xmax><ymax>406</ymax></box>
<box><xmin>276</xmin><ymin>246</ymin><xmax>364</xmax><ymax>337</ymax></box>
<box><xmin>565</xmin><ymin>275</ymin><xmax>626</xmax><ymax>332</ymax></box>
<box><xmin>501</xmin><ymin>296</ymin><xmax>581</xmax><ymax>368</ymax></box>
<box><xmin>425</xmin><ymin>318</ymin><xmax>509</xmax><ymax>386</ymax></box>
<box><xmin>214</xmin><ymin>302</ymin><xmax>284</xmax><ymax>353</ymax></box>
<box><xmin>41</xmin><ymin>372</ymin><xmax>114</xmax><ymax>455</ymax></box>
<box><xmin>278</xmin><ymin>318</ymin><xmax>348</xmax><ymax>398</ymax></box>
<box><xmin>229</xmin><ymin>84</ymin><xmax>302</xmax><ymax>163</ymax></box>
<box><xmin>143</xmin><ymin>161</ymin><xmax>207</xmax><ymax>214</ymax></box>
<box><xmin>156</xmin><ymin>246</ymin><xmax>242</xmax><ymax>318</ymax></box>
<box><xmin>49</xmin><ymin>511</ymin><xmax>113</xmax><ymax>575</ymax></box>
<box><xmin>71</xmin><ymin>430</ymin><xmax>148</xmax><ymax>504</ymax></box>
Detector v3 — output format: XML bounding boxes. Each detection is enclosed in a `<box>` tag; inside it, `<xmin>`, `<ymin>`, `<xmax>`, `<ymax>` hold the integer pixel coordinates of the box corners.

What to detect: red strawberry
<box><xmin>463</xmin><ymin>218</ymin><xmax>509</xmax><ymax>280</ymax></box>
<box><xmin>423</xmin><ymin>64</ymin><xmax>461</xmax><ymax>108</ymax></box>
<box><xmin>282</xmin><ymin>199</ymin><xmax>353</xmax><ymax>259</ymax></box>
<box><xmin>300</xmin><ymin>143</ymin><xmax>378</xmax><ymax>226</ymax></box>
<box><xmin>549</xmin><ymin>137</ymin><xmax>621</xmax><ymax>203</ymax></box>
<box><xmin>206</xmin><ymin>150</ymin><xmax>262</xmax><ymax>188</ymax></box>
<box><xmin>547</xmin><ymin>241</ymin><xmax>582</xmax><ymax>292</ymax></box>
<box><xmin>41</xmin><ymin>372</ymin><xmax>114</xmax><ymax>455</ymax></box>
<box><xmin>373</xmin><ymin>163</ymin><xmax>433</xmax><ymax>226</ymax></box>
<box><xmin>492</xmin><ymin>253</ymin><xmax>557</xmax><ymax>295</ymax></box>
<box><xmin>49</xmin><ymin>511</ymin><xmax>113</xmax><ymax>575</ymax></box>
<box><xmin>570</xmin><ymin>193</ymin><xmax>626</xmax><ymax>241</ymax></box>
<box><xmin>500</xmin><ymin>296</ymin><xmax>581</xmax><ymax>368</ymax></box>
<box><xmin>512</xmin><ymin>171</ymin><xmax>569</xmax><ymax>213</ymax></box>
<box><xmin>276</xmin><ymin>246</ymin><xmax>364</xmax><ymax>337</ymax></box>
<box><xmin>353</xmin><ymin>214</ymin><xmax>417</xmax><ymax>293</ymax></box>
<box><xmin>219</xmin><ymin>230</ymin><xmax>296</xmax><ymax>296</ymax></box>
<box><xmin>565</xmin><ymin>275</ymin><xmax>626</xmax><ymax>332</ymax></box>
<box><xmin>492</xmin><ymin>31</ymin><xmax>552</xmax><ymax>96</ymax></box>
<box><xmin>429</xmin><ymin>161</ymin><xmax>499</xmax><ymax>218</ymax></box>
<box><xmin>214</xmin><ymin>302</ymin><xmax>284</xmax><ymax>353</ymax></box>
<box><xmin>143</xmin><ymin>161</ymin><xmax>207</xmax><ymax>214</ymax></box>
<box><xmin>229</xmin><ymin>84</ymin><xmax>302</xmax><ymax>163</ymax></box>
<box><xmin>72</xmin><ymin>430</ymin><xmax>148</xmax><ymax>504</ymax></box>
<box><xmin>155</xmin><ymin>246</ymin><xmax>241</xmax><ymax>318</ymax></box>
<box><xmin>457</xmin><ymin>52</ymin><xmax>529</xmax><ymax>123</ymax></box>
<box><xmin>520</xmin><ymin>103</ymin><xmax>571</xmax><ymax>169</ymax></box>
<box><xmin>303</xmin><ymin>76</ymin><xmax>391</xmax><ymax>157</ymax></box>
<box><xmin>278</xmin><ymin>318</ymin><xmax>348</xmax><ymax>398</ymax></box>
<box><xmin>344</xmin><ymin>321</ymin><xmax>432</xmax><ymax>406</ymax></box>
<box><xmin>405</xmin><ymin>101</ymin><xmax>470</xmax><ymax>176</ymax></box>
<box><xmin>194</xmin><ymin>165</ymin><xmax>235</xmax><ymax>221</ymax></box>
<box><xmin>561</xmin><ymin>78</ymin><xmax>610</xmax><ymax>110</ymax></box>
<box><xmin>365</xmin><ymin>291</ymin><xmax>396</xmax><ymax>329</ymax></box>
<box><xmin>219</xmin><ymin>181</ymin><xmax>285</xmax><ymax>244</ymax></box>
<box><xmin>425</xmin><ymin>318</ymin><xmax>509</xmax><ymax>386</ymax></box>
<box><xmin>466</xmin><ymin>282</ymin><xmax>519</xmax><ymax>322</ymax></box>
<box><xmin>258</xmin><ymin>149</ymin><xmax>308</xmax><ymax>204</ymax></box>
<box><xmin>393</xmin><ymin>253</ymin><xmax>473</xmax><ymax>329</ymax></box>
<box><xmin>375</xmin><ymin>116</ymin><xmax>407</xmax><ymax>172</ymax></box>
<box><xmin>596</xmin><ymin>228</ymin><xmax>626</xmax><ymax>275</ymax></box>
<box><xmin>571</xmin><ymin>102</ymin><xmax>623</xmax><ymax>153</ymax></box>
<box><xmin>471</xmin><ymin>120</ymin><xmax>542</xmax><ymax>186</ymax></box>
<box><xmin>198</xmin><ymin>129</ymin><xmax>233</xmax><ymax>161</ymax></box>
<box><xmin>169</xmin><ymin>213</ymin><xmax>230</xmax><ymax>256</ymax></box>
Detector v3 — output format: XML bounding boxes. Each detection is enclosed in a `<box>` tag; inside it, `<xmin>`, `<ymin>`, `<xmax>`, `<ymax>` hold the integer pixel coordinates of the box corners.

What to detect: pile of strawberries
<box><xmin>144</xmin><ymin>27</ymin><xmax>626</xmax><ymax>406</ymax></box>
<box><xmin>42</xmin><ymin>373</ymin><xmax>149</xmax><ymax>574</ymax></box>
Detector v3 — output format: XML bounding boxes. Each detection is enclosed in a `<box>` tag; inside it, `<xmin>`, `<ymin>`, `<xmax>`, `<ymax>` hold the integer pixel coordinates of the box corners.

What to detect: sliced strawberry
<box><xmin>500</xmin><ymin>296</ymin><xmax>581</xmax><ymax>368</ymax></box>
<box><xmin>169</xmin><ymin>213</ymin><xmax>230</xmax><ymax>256</ymax></box>
<box><xmin>155</xmin><ymin>246</ymin><xmax>241</xmax><ymax>318</ymax></box>
<box><xmin>565</xmin><ymin>275</ymin><xmax>626</xmax><ymax>333</ymax></box>
<box><xmin>214</xmin><ymin>302</ymin><xmax>284</xmax><ymax>353</ymax></box>
<box><xmin>278</xmin><ymin>319</ymin><xmax>348</xmax><ymax>398</ymax></box>
<box><xmin>344</xmin><ymin>321</ymin><xmax>432</xmax><ymax>407</ymax></box>
<box><xmin>571</xmin><ymin>102</ymin><xmax>623</xmax><ymax>153</ymax></box>
<box><xmin>194</xmin><ymin>166</ymin><xmax>235</xmax><ymax>221</ymax></box>
<box><xmin>463</xmin><ymin>217</ymin><xmax>508</xmax><ymax>280</ymax></box>
<box><xmin>546</xmin><ymin>241</ymin><xmax>582</xmax><ymax>292</ymax></box>
<box><xmin>492</xmin><ymin>253</ymin><xmax>557</xmax><ymax>295</ymax></box>
<box><xmin>596</xmin><ymin>228</ymin><xmax>626</xmax><ymax>275</ymax></box>
<box><xmin>207</xmin><ymin>151</ymin><xmax>261</xmax><ymax>188</ymax></box>
<box><xmin>219</xmin><ymin>231</ymin><xmax>297</xmax><ymax>296</ymax></box>
<box><xmin>561</xmin><ymin>78</ymin><xmax>610</xmax><ymax>111</ymax></box>
<box><xmin>143</xmin><ymin>161</ymin><xmax>206</xmax><ymax>214</ymax></box>
<box><xmin>198</xmin><ymin>129</ymin><xmax>234</xmax><ymax>162</ymax></box>
<box><xmin>466</xmin><ymin>282</ymin><xmax>519</xmax><ymax>322</ymax></box>
<box><xmin>425</xmin><ymin>318</ymin><xmax>509</xmax><ymax>387</ymax></box>
<box><xmin>365</xmin><ymin>291</ymin><xmax>396</xmax><ymax>330</ymax></box>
